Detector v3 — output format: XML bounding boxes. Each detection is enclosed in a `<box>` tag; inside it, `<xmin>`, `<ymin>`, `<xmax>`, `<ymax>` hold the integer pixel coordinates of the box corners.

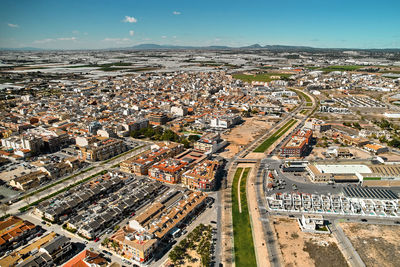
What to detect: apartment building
<box><xmin>1</xmin><ymin>135</ymin><xmax>44</xmax><ymax>154</ymax></box>
<box><xmin>77</xmin><ymin>137</ymin><xmax>125</xmax><ymax>161</ymax></box>
<box><xmin>120</xmin><ymin>142</ymin><xmax>184</xmax><ymax>175</ymax></box>
<box><xmin>182</xmin><ymin>160</ymin><xmax>219</xmax><ymax>191</ymax></box>
<box><xmin>194</xmin><ymin>132</ymin><xmax>225</xmax><ymax>154</ymax></box>
<box><xmin>304</xmin><ymin>118</ymin><xmax>331</xmax><ymax>133</ymax></box>
<box><xmin>280</xmin><ymin>129</ymin><xmax>313</xmax><ymax>158</ymax></box>
<box><xmin>210</xmin><ymin>115</ymin><xmax>241</xmax><ymax>128</ymax></box>
<box><xmin>148</xmin><ymin>158</ymin><xmax>189</xmax><ymax>184</ymax></box>
<box><xmin>149</xmin><ymin>113</ymin><xmax>168</xmax><ymax>125</ymax></box>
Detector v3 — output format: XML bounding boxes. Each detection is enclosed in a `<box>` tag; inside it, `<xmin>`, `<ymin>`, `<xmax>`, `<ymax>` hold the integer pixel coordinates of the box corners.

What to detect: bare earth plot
<box><xmin>272</xmin><ymin>217</ymin><xmax>348</xmax><ymax>267</ymax></box>
<box><xmin>219</xmin><ymin>117</ymin><xmax>273</xmax><ymax>158</ymax></box>
<box><xmin>340</xmin><ymin>222</ymin><xmax>400</xmax><ymax>267</ymax></box>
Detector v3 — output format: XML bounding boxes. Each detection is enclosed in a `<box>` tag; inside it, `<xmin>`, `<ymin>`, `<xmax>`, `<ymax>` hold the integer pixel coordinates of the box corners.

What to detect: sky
<box><xmin>0</xmin><ymin>0</ymin><xmax>400</xmax><ymax>50</ymax></box>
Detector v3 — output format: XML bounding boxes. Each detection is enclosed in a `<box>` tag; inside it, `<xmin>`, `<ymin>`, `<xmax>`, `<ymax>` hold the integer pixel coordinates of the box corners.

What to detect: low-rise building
<box><xmin>0</xmin><ymin>216</ymin><xmax>38</xmax><ymax>256</ymax></box>
<box><xmin>363</xmin><ymin>143</ymin><xmax>389</xmax><ymax>154</ymax></box>
<box><xmin>182</xmin><ymin>160</ymin><xmax>219</xmax><ymax>191</ymax></box>
<box><xmin>63</xmin><ymin>249</ymin><xmax>108</xmax><ymax>267</ymax></box>
<box><xmin>9</xmin><ymin>171</ymin><xmax>49</xmax><ymax>191</ymax></box>
<box><xmin>109</xmin><ymin>191</ymin><xmax>207</xmax><ymax>263</ymax></box>
<box><xmin>148</xmin><ymin>158</ymin><xmax>189</xmax><ymax>184</ymax></box>
<box><xmin>0</xmin><ymin>232</ymin><xmax>56</xmax><ymax>267</ymax></box>
<box><xmin>120</xmin><ymin>142</ymin><xmax>184</xmax><ymax>175</ymax></box>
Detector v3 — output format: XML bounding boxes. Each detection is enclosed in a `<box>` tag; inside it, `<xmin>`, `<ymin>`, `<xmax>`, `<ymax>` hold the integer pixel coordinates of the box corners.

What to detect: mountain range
<box><xmin>1</xmin><ymin>44</ymin><xmax>399</xmax><ymax>52</ymax></box>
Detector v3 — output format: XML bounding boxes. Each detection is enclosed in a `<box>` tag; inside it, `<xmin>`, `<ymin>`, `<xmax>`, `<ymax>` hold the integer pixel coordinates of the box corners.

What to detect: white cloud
<box><xmin>172</xmin><ymin>11</ymin><xmax>181</xmax><ymax>15</ymax></box>
<box><xmin>33</xmin><ymin>37</ymin><xmax>77</xmax><ymax>44</ymax></box>
<box><xmin>33</xmin><ymin>38</ymin><xmax>55</xmax><ymax>44</ymax></box>
<box><xmin>57</xmin><ymin>37</ymin><xmax>77</xmax><ymax>41</ymax></box>
<box><xmin>102</xmin><ymin>38</ymin><xmax>133</xmax><ymax>45</ymax></box>
<box><xmin>162</xmin><ymin>36</ymin><xmax>167</xmax><ymax>39</ymax></box>
<box><xmin>129</xmin><ymin>30</ymin><xmax>135</xmax><ymax>36</ymax></box>
<box><xmin>123</xmin><ymin>16</ymin><xmax>137</xmax><ymax>23</ymax></box>
<box><xmin>7</xmin><ymin>23</ymin><xmax>19</xmax><ymax>28</ymax></box>
<box><xmin>72</xmin><ymin>30</ymin><xmax>80</xmax><ymax>34</ymax></box>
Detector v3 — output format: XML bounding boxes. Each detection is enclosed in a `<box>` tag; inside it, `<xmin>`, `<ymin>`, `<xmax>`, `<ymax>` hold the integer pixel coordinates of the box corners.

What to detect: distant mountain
<box><xmin>241</xmin><ymin>44</ymin><xmax>263</xmax><ymax>49</ymax></box>
<box><xmin>124</xmin><ymin>44</ymin><xmax>231</xmax><ymax>50</ymax></box>
<box><xmin>1</xmin><ymin>44</ymin><xmax>399</xmax><ymax>52</ymax></box>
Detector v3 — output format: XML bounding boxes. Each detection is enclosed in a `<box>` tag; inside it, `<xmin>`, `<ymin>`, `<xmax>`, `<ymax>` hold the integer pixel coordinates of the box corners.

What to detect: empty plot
<box><xmin>340</xmin><ymin>222</ymin><xmax>400</xmax><ymax>267</ymax></box>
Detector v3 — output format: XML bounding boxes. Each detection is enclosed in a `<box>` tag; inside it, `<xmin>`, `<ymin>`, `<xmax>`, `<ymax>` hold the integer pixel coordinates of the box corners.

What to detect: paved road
<box><xmin>330</xmin><ymin>220</ymin><xmax>366</xmax><ymax>267</ymax></box>
<box><xmin>255</xmin><ymin>159</ymin><xmax>281</xmax><ymax>267</ymax></box>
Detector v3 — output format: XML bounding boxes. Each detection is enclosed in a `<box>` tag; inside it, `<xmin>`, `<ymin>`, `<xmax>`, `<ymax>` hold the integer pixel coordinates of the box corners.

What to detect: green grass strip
<box><xmin>363</xmin><ymin>177</ymin><xmax>381</xmax><ymax>180</ymax></box>
<box><xmin>232</xmin><ymin>167</ymin><xmax>257</xmax><ymax>267</ymax></box>
<box><xmin>19</xmin><ymin>170</ymin><xmax>107</xmax><ymax>212</ymax></box>
<box><xmin>18</xmin><ymin>166</ymin><xmax>96</xmax><ymax>201</ymax></box>
<box><xmin>254</xmin><ymin>119</ymin><xmax>297</xmax><ymax>152</ymax></box>
<box><xmin>100</xmin><ymin>145</ymin><xmax>145</xmax><ymax>165</ymax></box>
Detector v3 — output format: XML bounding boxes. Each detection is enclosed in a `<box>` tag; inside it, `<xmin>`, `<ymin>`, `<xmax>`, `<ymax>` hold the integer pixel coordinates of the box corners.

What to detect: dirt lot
<box><xmin>340</xmin><ymin>222</ymin><xmax>400</xmax><ymax>267</ymax></box>
<box><xmin>219</xmin><ymin>117</ymin><xmax>273</xmax><ymax>158</ymax></box>
<box><xmin>378</xmin><ymin>152</ymin><xmax>400</xmax><ymax>162</ymax></box>
<box><xmin>272</xmin><ymin>217</ymin><xmax>348</xmax><ymax>267</ymax></box>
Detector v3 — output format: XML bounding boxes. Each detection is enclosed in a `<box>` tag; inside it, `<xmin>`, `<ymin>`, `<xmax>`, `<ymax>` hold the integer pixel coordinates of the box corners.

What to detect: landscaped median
<box><xmin>290</xmin><ymin>88</ymin><xmax>313</xmax><ymax>107</ymax></box>
<box><xmin>231</xmin><ymin>167</ymin><xmax>257</xmax><ymax>267</ymax></box>
<box><xmin>100</xmin><ymin>145</ymin><xmax>145</xmax><ymax>165</ymax></box>
<box><xmin>253</xmin><ymin>119</ymin><xmax>297</xmax><ymax>153</ymax></box>
<box><xmin>19</xmin><ymin>170</ymin><xmax>107</xmax><ymax>213</ymax></box>
<box><xmin>18</xmin><ymin>166</ymin><xmax>95</xmax><ymax>202</ymax></box>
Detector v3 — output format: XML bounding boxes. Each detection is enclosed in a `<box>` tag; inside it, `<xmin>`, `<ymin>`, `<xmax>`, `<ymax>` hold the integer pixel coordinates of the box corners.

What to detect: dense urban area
<box><xmin>1</xmin><ymin>47</ymin><xmax>400</xmax><ymax>267</ymax></box>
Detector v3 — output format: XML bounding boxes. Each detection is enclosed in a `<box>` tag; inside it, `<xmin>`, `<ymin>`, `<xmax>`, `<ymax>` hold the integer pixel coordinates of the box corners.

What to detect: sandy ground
<box><xmin>219</xmin><ymin>117</ymin><xmax>273</xmax><ymax>158</ymax></box>
<box><xmin>340</xmin><ymin>222</ymin><xmax>400</xmax><ymax>267</ymax></box>
<box><xmin>245</xmin><ymin>164</ymin><xmax>270</xmax><ymax>267</ymax></box>
<box><xmin>272</xmin><ymin>217</ymin><xmax>347</xmax><ymax>267</ymax></box>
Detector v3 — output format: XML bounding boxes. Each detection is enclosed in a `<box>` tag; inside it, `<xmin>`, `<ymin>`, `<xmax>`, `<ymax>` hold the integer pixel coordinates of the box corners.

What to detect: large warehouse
<box><xmin>307</xmin><ymin>162</ymin><xmax>400</xmax><ymax>185</ymax></box>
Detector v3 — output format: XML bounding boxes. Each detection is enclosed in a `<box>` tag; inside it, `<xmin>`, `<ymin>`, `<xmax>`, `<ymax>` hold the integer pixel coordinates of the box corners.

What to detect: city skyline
<box><xmin>1</xmin><ymin>0</ymin><xmax>400</xmax><ymax>50</ymax></box>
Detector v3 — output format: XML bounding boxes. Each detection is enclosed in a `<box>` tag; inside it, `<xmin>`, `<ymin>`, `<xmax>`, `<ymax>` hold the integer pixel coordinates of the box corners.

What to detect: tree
<box><xmin>169</xmin><ymin>250</ymin><xmax>179</xmax><ymax>265</ymax></box>
<box><xmin>188</xmin><ymin>135</ymin><xmax>200</xmax><ymax>142</ymax></box>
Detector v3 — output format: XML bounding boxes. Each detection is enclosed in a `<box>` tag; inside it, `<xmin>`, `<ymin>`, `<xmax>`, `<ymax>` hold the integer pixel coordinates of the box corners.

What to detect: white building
<box><xmin>171</xmin><ymin>106</ymin><xmax>188</xmax><ymax>117</ymax></box>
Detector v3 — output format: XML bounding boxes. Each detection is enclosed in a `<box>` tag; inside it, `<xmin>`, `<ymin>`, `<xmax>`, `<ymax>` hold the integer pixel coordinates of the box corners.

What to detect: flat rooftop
<box><xmin>315</xmin><ymin>164</ymin><xmax>372</xmax><ymax>174</ymax></box>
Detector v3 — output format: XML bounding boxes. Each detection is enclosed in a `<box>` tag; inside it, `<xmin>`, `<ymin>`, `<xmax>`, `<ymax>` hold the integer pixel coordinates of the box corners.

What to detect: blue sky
<box><xmin>1</xmin><ymin>0</ymin><xmax>399</xmax><ymax>49</ymax></box>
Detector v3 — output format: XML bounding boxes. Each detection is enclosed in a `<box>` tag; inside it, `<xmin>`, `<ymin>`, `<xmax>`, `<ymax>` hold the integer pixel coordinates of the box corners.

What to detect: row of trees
<box><xmin>130</xmin><ymin>126</ymin><xmax>200</xmax><ymax>148</ymax></box>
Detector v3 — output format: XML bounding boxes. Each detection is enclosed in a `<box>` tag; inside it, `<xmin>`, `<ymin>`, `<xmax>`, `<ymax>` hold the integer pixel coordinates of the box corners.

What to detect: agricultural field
<box><xmin>232</xmin><ymin>72</ymin><xmax>292</xmax><ymax>83</ymax></box>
